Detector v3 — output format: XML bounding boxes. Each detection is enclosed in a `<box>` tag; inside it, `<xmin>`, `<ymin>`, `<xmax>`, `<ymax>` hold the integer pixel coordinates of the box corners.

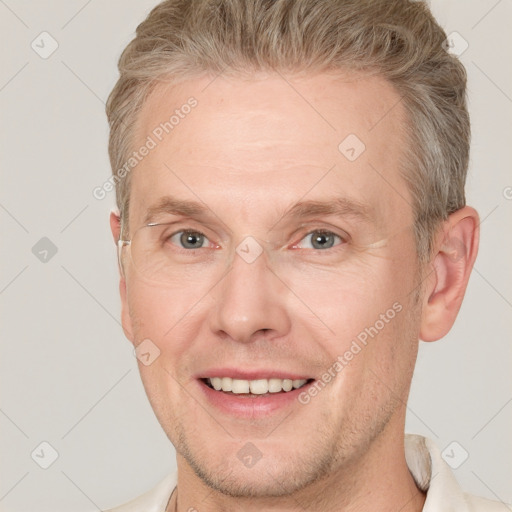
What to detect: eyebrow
<box><xmin>144</xmin><ymin>195</ymin><xmax>374</xmax><ymax>226</ymax></box>
<box><xmin>144</xmin><ymin>196</ymin><xmax>212</xmax><ymax>224</ymax></box>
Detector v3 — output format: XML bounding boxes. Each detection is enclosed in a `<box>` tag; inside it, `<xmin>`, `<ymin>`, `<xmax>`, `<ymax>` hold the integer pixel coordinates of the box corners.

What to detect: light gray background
<box><xmin>1</xmin><ymin>1</ymin><xmax>511</xmax><ymax>511</ymax></box>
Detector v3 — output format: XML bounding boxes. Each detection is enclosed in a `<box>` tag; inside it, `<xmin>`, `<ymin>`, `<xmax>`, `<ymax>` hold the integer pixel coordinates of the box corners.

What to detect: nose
<box><xmin>208</xmin><ymin>239</ymin><xmax>291</xmax><ymax>344</ymax></box>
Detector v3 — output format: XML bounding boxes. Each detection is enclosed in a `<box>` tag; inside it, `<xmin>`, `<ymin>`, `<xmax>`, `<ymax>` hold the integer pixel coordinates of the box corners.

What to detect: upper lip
<box><xmin>196</xmin><ymin>368</ymin><xmax>315</xmax><ymax>381</ymax></box>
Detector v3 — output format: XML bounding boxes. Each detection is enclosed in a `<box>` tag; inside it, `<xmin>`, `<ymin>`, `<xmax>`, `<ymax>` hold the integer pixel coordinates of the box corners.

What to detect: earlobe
<box><xmin>419</xmin><ymin>206</ymin><xmax>480</xmax><ymax>342</ymax></box>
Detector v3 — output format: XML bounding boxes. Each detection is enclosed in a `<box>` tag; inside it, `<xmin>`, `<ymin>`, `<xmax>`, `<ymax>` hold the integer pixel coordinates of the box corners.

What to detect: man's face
<box><xmin>119</xmin><ymin>72</ymin><xmax>425</xmax><ymax>497</ymax></box>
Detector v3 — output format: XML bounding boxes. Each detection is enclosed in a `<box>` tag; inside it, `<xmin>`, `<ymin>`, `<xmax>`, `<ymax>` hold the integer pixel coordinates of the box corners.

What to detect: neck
<box><xmin>166</xmin><ymin>430</ymin><xmax>426</xmax><ymax>512</ymax></box>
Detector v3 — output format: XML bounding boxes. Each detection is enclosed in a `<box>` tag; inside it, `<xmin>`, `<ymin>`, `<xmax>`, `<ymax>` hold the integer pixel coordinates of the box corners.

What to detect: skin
<box><xmin>110</xmin><ymin>71</ymin><xmax>479</xmax><ymax>512</ymax></box>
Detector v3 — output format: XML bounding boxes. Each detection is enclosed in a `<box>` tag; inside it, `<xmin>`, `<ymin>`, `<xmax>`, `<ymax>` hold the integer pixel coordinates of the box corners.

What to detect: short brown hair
<box><xmin>106</xmin><ymin>0</ymin><xmax>470</xmax><ymax>262</ymax></box>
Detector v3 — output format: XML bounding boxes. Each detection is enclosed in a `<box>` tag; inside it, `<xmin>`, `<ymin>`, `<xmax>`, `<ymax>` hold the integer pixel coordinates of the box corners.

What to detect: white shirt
<box><xmin>103</xmin><ymin>434</ymin><xmax>507</xmax><ymax>511</ymax></box>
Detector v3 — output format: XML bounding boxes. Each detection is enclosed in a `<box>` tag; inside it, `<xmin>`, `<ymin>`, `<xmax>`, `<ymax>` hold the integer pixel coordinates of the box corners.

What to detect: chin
<box><xmin>175</xmin><ymin>423</ymin><xmax>339</xmax><ymax>499</ymax></box>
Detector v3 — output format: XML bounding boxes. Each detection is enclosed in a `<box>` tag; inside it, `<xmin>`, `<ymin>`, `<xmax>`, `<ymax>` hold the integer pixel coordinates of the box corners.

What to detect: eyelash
<box><xmin>166</xmin><ymin>228</ymin><xmax>347</xmax><ymax>253</ymax></box>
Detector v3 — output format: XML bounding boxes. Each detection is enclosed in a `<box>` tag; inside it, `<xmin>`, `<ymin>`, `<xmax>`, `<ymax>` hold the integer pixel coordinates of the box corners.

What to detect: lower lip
<box><xmin>197</xmin><ymin>379</ymin><xmax>315</xmax><ymax>418</ymax></box>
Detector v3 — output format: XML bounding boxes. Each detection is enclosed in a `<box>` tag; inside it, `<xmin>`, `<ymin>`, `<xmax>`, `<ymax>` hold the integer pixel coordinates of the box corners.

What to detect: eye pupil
<box><xmin>312</xmin><ymin>232</ymin><xmax>335</xmax><ymax>249</ymax></box>
<box><xmin>181</xmin><ymin>232</ymin><xmax>204</xmax><ymax>249</ymax></box>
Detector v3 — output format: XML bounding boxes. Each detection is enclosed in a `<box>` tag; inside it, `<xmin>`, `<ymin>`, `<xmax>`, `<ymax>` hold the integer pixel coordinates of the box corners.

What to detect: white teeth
<box><xmin>268</xmin><ymin>378</ymin><xmax>283</xmax><ymax>393</ymax></box>
<box><xmin>221</xmin><ymin>377</ymin><xmax>232</xmax><ymax>391</ymax></box>
<box><xmin>250</xmin><ymin>379</ymin><xmax>268</xmax><ymax>394</ymax></box>
<box><xmin>206</xmin><ymin>377</ymin><xmax>308</xmax><ymax>394</ymax></box>
<box><xmin>282</xmin><ymin>379</ymin><xmax>293</xmax><ymax>392</ymax></box>
<box><xmin>210</xmin><ymin>377</ymin><xmax>222</xmax><ymax>391</ymax></box>
<box><xmin>231</xmin><ymin>379</ymin><xmax>250</xmax><ymax>393</ymax></box>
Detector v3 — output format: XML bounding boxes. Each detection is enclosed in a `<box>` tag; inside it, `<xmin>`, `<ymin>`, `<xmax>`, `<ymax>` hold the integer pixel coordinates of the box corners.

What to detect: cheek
<box><xmin>298</xmin><ymin>251</ymin><xmax>419</xmax><ymax>385</ymax></box>
<box><xmin>326</xmin><ymin>294</ymin><xmax>420</xmax><ymax>427</ymax></box>
<box><xmin>125</xmin><ymin>277</ymin><xmax>195</xmax><ymax>337</ymax></box>
<box><xmin>282</xmin><ymin>256</ymin><xmax>409</xmax><ymax>329</ymax></box>
<box><xmin>125</xmin><ymin>279</ymin><xmax>207</xmax><ymax>382</ymax></box>
<box><xmin>127</xmin><ymin>289</ymin><xmax>195</xmax><ymax>432</ymax></box>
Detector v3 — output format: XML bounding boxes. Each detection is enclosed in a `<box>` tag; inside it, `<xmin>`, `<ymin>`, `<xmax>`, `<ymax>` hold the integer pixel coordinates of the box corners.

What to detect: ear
<box><xmin>419</xmin><ymin>206</ymin><xmax>480</xmax><ymax>342</ymax></box>
<box><xmin>110</xmin><ymin>209</ymin><xmax>135</xmax><ymax>343</ymax></box>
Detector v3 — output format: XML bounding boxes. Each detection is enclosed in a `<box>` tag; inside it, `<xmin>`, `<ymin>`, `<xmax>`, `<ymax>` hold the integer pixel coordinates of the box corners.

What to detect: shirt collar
<box><xmin>405</xmin><ymin>434</ymin><xmax>470</xmax><ymax>511</ymax></box>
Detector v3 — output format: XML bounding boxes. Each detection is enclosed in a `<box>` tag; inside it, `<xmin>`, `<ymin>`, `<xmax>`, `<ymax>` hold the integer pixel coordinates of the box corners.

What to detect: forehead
<box><xmin>129</xmin><ymin>71</ymin><xmax>412</xmax><ymax>232</ymax></box>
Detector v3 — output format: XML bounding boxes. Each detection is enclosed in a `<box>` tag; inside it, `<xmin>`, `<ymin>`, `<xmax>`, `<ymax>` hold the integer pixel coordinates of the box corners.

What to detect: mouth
<box><xmin>201</xmin><ymin>377</ymin><xmax>315</xmax><ymax>396</ymax></box>
<box><xmin>195</xmin><ymin>369</ymin><xmax>317</xmax><ymax>417</ymax></box>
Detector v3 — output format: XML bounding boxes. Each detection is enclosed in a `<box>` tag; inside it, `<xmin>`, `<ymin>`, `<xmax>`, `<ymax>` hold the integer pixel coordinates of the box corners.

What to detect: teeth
<box><xmin>221</xmin><ymin>377</ymin><xmax>232</xmax><ymax>392</ymax></box>
<box><xmin>250</xmin><ymin>379</ymin><xmax>268</xmax><ymax>394</ymax></box>
<box><xmin>207</xmin><ymin>377</ymin><xmax>308</xmax><ymax>394</ymax></box>
<box><xmin>232</xmin><ymin>379</ymin><xmax>249</xmax><ymax>394</ymax></box>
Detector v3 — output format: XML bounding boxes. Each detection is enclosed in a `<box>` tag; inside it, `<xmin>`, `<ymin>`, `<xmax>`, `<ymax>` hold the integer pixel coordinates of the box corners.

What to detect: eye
<box><xmin>168</xmin><ymin>230</ymin><xmax>210</xmax><ymax>250</ymax></box>
<box><xmin>162</xmin><ymin>228</ymin><xmax>345</xmax><ymax>251</ymax></box>
<box><xmin>294</xmin><ymin>230</ymin><xmax>345</xmax><ymax>250</ymax></box>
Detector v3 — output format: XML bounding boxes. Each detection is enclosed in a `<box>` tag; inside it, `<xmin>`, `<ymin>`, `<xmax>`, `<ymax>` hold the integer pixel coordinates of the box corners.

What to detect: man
<box><xmin>104</xmin><ymin>0</ymin><xmax>505</xmax><ymax>510</ymax></box>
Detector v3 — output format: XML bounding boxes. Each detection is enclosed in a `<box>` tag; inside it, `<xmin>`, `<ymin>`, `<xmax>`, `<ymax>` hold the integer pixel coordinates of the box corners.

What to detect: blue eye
<box><xmin>165</xmin><ymin>228</ymin><xmax>345</xmax><ymax>252</ymax></box>
<box><xmin>169</xmin><ymin>230</ymin><xmax>209</xmax><ymax>249</ymax></box>
<box><xmin>296</xmin><ymin>230</ymin><xmax>344</xmax><ymax>250</ymax></box>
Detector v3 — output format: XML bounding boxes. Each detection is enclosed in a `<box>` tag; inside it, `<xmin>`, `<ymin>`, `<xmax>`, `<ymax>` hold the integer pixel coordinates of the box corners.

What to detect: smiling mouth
<box><xmin>201</xmin><ymin>377</ymin><xmax>315</xmax><ymax>395</ymax></box>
